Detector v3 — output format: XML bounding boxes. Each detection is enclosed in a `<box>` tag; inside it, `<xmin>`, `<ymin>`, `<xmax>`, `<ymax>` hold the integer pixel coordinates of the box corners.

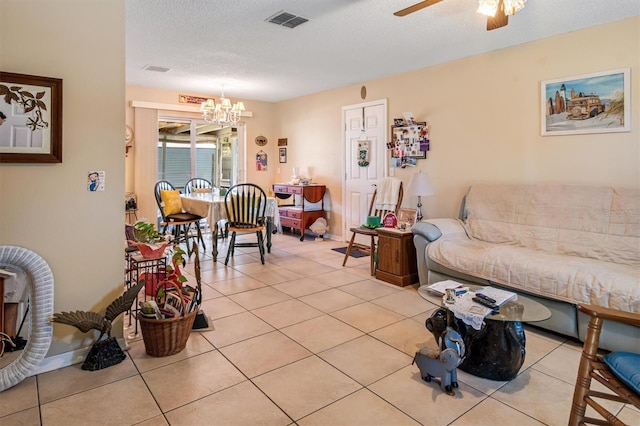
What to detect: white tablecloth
<box><xmin>181</xmin><ymin>193</ymin><xmax>280</xmax><ymax>231</ymax></box>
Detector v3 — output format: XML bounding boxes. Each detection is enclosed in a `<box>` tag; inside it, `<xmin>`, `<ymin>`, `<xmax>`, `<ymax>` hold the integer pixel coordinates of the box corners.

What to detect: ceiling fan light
<box><xmin>503</xmin><ymin>0</ymin><xmax>526</xmax><ymax>16</ymax></box>
<box><xmin>477</xmin><ymin>0</ymin><xmax>499</xmax><ymax>17</ymax></box>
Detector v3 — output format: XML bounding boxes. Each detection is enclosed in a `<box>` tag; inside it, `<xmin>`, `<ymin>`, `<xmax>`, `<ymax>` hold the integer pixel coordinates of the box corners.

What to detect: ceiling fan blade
<box><xmin>486</xmin><ymin>0</ymin><xmax>509</xmax><ymax>30</ymax></box>
<box><xmin>394</xmin><ymin>0</ymin><xmax>444</xmax><ymax>17</ymax></box>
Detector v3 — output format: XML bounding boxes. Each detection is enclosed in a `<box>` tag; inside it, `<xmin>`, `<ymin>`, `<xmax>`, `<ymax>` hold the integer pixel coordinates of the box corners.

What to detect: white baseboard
<box><xmin>29</xmin><ymin>337</ymin><xmax>128</xmax><ymax>376</ymax></box>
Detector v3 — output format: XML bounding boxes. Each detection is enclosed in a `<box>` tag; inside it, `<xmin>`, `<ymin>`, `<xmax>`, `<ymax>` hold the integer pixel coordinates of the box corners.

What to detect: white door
<box><xmin>343</xmin><ymin>100</ymin><xmax>387</xmax><ymax>243</ymax></box>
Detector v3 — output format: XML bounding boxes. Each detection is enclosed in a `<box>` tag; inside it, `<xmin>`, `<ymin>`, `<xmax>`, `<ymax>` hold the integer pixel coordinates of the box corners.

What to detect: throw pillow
<box><xmin>192</xmin><ymin>187</ymin><xmax>211</xmax><ymax>194</ymax></box>
<box><xmin>160</xmin><ymin>189</ymin><xmax>183</xmax><ymax>215</ymax></box>
<box><xmin>603</xmin><ymin>351</ymin><xmax>640</xmax><ymax>394</ymax></box>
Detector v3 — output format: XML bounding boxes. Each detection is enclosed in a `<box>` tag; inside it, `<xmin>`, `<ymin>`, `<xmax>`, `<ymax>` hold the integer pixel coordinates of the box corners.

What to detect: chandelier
<box><xmin>477</xmin><ymin>0</ymin><xmax>526</xmax><ymax>17</ymax></box>
<box><xmin>200</xmin><ymin>88</ymin><xmax>245</xmax><ymax>125</ymax></box>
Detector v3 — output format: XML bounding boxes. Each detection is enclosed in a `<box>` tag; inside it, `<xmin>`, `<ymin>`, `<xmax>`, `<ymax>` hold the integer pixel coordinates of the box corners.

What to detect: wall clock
<box><xmin>125</xmin><ymin>125</ymin><xmax>134</xmax><ymax>156</ymax></box>
<box><xmin>255</xmin><ymin>135</ymin><xmax>268</xmax><ymax>146</ymax></box>
<box><xmin>125</xmin><ymin>125</ymin><xmax>134</xmax><ymax>144</ymax></box>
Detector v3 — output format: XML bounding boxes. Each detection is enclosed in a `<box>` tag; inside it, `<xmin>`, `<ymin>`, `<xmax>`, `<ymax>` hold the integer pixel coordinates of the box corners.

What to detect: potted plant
<box><xmin>137</xmin><ymin>242</ymin><xmax>201</xmax><ymax>357</ymax></box>
<box><xmin>129</xmin><ymin>221</ymin><xmax>171</xmax><ymax>258</ymax></box>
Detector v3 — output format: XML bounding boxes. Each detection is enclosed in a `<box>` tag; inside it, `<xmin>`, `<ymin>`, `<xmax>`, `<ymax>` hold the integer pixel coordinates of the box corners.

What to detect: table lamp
<box><xmin>406</xmin><ymin>171</ymin><xmax>435</xmax><ymax>221</ymax></box>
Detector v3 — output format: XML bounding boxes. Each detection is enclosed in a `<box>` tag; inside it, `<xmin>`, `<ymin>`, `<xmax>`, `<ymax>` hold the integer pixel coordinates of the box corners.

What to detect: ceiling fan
<box><xmin>394</xmin><ymin>0</ymin><xmax>523</xmax><ymax>31</ymax></box>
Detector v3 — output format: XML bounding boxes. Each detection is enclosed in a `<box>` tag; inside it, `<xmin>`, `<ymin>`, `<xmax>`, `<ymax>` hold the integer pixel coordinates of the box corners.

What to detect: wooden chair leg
<box><xmin>196</xmin><ymin>223</ymin><xmax>206</xmax><ymax>252</ymax></box>
<box><xmin>184</xmin><ymin>224</ymin><xmax>192</xmax><ymax>256</ymax></box>
<box><xmin>225</xmin><ymin>232</ymin><xmax>236</xmax><ymax>265</ymax></box>
<box><xmin>369</xmin><ymin>236</ymin><xmax>376</xmax><ymax>276</ymax></box>
<box><xmin>343</xmin><ymin>232</ymin><xmax>357</xmax><ymax>267</ymax></box>
<box><xmin>569</xmin><ymin>315</ymin><xmax>604</xmax><ymax>426</ymax></box>
<box><xmin>257</xmin><ymin>231</ymin><xmax>265</xmax><ymax>264</ymax></box>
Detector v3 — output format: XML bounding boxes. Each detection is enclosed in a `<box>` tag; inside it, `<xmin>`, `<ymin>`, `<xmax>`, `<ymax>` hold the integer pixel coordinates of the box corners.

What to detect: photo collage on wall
<box><xmin>388</xmin><ymin>120</ymin><xmax>429</xmax><ymax>168</ymax></box>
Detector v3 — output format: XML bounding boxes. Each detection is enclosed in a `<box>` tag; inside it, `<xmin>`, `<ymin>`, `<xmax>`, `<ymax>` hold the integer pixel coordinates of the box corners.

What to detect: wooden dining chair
<box><xmin>184</xmin><ymin>177</ymin><xmax>212</xmax><ymax>194</ymax></box>
<box><xmin>224</xmin><ymin>183</ymin><xmax>267</xmax><ymax>265</ymax></box>
<box><xmin>183</xmin><ymin>177</ymin><xmax>228</xmax><ymax>238</ymax></box>
<box><xmin>342</xmin><ymin>179</ymin><xmax>403</xmax><ymax>276</ymax></box>
<box><xmin>569</xmin><ymin>304</ymin><xmax>640</xmax><ymax>426</ymax></box>
<box><xmin>154</xmin><ymin>180</ymin><xmax>206</xmax><ymax>255</ymax></box>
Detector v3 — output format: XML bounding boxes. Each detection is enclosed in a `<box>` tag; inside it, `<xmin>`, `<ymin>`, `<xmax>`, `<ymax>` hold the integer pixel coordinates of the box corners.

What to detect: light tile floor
<box><xmin>1</xmin><ymin>233</ymin><xmax>639</xmax><ymax>425</ymax></box>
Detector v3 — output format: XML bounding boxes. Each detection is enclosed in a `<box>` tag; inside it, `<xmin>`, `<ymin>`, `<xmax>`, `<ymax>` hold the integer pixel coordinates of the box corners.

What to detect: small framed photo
<box><xmin>398</xmin><ymin>208</ymin><xmax>417</xmax><ymax>226</ymax></box>
<box><xmin>279</xmin><ymin>147</ymin><xmax>287</xmax><ymax>163</ymax></box>
<box><xmin>393</xmin><ymin>118</ymin><xmax>404</xmax><ymax>126</ymax></box>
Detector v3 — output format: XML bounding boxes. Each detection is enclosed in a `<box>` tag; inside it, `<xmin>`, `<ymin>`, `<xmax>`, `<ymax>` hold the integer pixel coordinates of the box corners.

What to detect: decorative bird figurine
<box><xmin>50</xmin><ymin>280</ymin><xmax>144</xmax><ymax>341</ymax></box>
<box><xmin>49</xmin><ymin>280</ymin><xmax>144</xmax><ymax>370</ymax></box>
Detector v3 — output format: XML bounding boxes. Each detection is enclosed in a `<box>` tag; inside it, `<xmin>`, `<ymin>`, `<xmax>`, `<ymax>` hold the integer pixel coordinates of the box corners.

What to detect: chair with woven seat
<box><xmin>342</xmin><ymin>177</ymin><xmax>403</xmax><ymax>276</ymax></box>
<box><xmin>224</xmin><ymin>183</ymin><xmax>267</xmax><ymax>265</ymax></box>
<box><xmin>154</xmin><ymin>180</ymin><xmax>206</xmax><ymax>256</ymax></box>
<box><xmin>569</xmin><ymin>304</ymin><xmax>640</xmax><ymax>426</ymax></box>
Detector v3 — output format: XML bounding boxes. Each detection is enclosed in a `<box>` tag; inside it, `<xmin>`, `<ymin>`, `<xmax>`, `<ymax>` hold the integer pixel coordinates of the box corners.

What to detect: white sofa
<box><xmin>412</xmin><ymin>183</ymin><xmax>640</xmax><ymax>352</ymax></box>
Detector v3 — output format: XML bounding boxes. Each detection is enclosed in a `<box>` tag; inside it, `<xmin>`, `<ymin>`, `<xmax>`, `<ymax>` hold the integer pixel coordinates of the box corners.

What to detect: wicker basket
<box><xmin>139</xmin><ymin>281</ymin><xmax>197</xmax><ymax>357</ymax></box>
<box><xmin>139</xmin><ymin>310</ymin><xmax>197</xmax><ymax>357</ymax></box>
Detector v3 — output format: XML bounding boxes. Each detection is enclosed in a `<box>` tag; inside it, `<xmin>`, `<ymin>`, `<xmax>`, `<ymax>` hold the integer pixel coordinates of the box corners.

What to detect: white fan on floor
<box><xmin>309</xmin><ymin>218</ymin><xmax>329</xmax><ymax>241</ymax></box>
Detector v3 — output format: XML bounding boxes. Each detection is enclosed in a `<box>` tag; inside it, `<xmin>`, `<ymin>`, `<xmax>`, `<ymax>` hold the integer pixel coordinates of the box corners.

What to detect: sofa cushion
<box><xmin>427</xmin><ymin>236</ymin><xmax>640</xmax><ymax>314</ymax></box>
<box><xmin>463</xmin><ymin>184</ymin><xmax>640</xmax><ymax>267</ymax></box>
<box><xmin>603</xmin><ymin>351</ymin><xmax>640</xmax><ymax>395</ymax></box>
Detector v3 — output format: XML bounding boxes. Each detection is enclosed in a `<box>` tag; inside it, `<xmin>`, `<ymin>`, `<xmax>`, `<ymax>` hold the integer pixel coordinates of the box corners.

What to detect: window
<box><xmin>157</xmin><ymin>119</ymin><xmax>220</xmax><ymax>190</ymax></box>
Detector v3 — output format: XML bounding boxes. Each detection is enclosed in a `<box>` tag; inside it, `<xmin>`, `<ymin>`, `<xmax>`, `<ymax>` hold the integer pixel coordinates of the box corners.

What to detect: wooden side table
<box><xmin>375</xmin><ymin>227</ymin><xmax>418</xmax><ymax>287</ymax></box>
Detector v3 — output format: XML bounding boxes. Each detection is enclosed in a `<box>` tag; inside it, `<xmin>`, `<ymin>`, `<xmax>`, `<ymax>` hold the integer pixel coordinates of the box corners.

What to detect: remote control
<box><xmin>473</xmin><ymin>296</ymin><xmax>499</xmax><ymax>310</ymax></box>
<box><xmin>475</xmin><ymin>293</ymin><xmax>497</xmax><ymax>304</ymax></box>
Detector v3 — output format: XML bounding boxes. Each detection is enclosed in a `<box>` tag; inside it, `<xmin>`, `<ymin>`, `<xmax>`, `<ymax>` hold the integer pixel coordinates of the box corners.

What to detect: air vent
<box><xmin>266</xmin><ymin>10</ymin><xmax>309</xmax><ymax>29</ymax></box>
<box><xmin>142</xmin><ymin>65</ymin><xmax>171</xmax><ymax>73</ymax></box>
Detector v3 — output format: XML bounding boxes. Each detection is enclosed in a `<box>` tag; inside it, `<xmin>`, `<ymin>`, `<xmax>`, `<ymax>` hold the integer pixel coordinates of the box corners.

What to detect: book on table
<box><xmin>475</xmin><ymin>286</ymin><xmax>517</xmax><ymax>306</ymax></box>
<box><xmin>425</xmin><ymin>280</ymin><xmax>468</xmax><ymax>296</ymax></box>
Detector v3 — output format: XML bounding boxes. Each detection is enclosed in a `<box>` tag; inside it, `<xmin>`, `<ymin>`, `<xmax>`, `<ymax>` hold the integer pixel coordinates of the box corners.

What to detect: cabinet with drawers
<box><xmin>375</xmin><ymin>227</ymin><xmax>418</xmax><ymax>287</ymax></box>
<box><xmin>273</xmin><ymin>184</ymin><xmax>326</xmax><ymax>241</ymax></box>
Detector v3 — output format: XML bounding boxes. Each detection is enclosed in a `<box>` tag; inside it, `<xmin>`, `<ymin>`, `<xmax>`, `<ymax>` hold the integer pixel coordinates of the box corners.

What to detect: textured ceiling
<box><xmin>126</xmin><ymin>0</ymin><xmax>639</xmax><ymax>102</ymax></box>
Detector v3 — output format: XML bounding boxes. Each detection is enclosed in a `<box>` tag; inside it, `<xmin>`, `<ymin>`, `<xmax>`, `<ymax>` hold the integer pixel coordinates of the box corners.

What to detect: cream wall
<box><xmin>1</xmin><ymin>1</ymin><xmax>125</xmax><ymax>356</ymax></box>
<box><xmin>275</xmin><ymin>17</ymin><xmax>639</xmax><ymax>240</ymax></box>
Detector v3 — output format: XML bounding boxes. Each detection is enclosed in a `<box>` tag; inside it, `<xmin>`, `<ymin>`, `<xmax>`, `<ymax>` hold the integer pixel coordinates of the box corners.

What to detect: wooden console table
<box><xmin>273</xmin><ymin>184</ymin><xmax>326</xmax><ymax>241</ymax></box>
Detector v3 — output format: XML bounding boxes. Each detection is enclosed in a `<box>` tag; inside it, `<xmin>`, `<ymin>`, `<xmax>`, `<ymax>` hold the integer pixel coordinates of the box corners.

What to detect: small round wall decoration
<box><xmin>360</xmin><ymin>85</ymin><xmax>367</xmax><ymax>100</ymax></box>
<box><xmin>125</xmin><ymin>125</ymin><xmax>134</xmax><ymax>144</ymax></box>
<box><xmin>255</xmin><ymin>135</ymin><xmax>268</xmax><ymax>146</ymax></box>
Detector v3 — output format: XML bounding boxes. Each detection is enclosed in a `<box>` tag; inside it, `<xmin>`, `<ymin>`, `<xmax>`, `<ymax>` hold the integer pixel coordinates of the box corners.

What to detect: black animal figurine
<box><xmin>50</xmin><ymin>280</ymin><xmax>144</xmax><ymax>370</ymax></box>
<box><xmin>413</xmin><ymin>326</ymin><xmax>465</xmax><ymax>395</ymax></box>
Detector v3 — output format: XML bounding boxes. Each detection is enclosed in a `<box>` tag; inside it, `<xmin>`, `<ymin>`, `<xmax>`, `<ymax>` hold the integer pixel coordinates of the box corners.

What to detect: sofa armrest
<box><xmin>412</xmin><ymin>218</ymin><xmax>467</xmax><ymax>286</ymax></box>
<box><xmin>412</xmin><ymin>218</ymin><xmax>466</xmax><ymax>240</ymax></box>
<box><xmin>411</xmin><ymin>221</ymin><xmax>442</xmax><ymax>242</ymax></box>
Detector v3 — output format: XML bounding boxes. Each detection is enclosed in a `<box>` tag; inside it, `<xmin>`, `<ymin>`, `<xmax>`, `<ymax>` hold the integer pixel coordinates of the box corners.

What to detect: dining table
<box><xmin>180</xmin><ymin>192</ymin><xmax>280</xmax><ymax>262</ymax></box>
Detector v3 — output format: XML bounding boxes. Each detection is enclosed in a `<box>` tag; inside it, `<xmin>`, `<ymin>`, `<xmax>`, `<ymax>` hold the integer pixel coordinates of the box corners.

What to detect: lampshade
<box><xmin>200</xmin><ymin>86</ymin><xmax>246</xmax><ymax>125</ymax></box>
<box><xmin>407</xmin><ymin>171</ymin><xmax>435</xmax><ymax>197</ymax></box>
